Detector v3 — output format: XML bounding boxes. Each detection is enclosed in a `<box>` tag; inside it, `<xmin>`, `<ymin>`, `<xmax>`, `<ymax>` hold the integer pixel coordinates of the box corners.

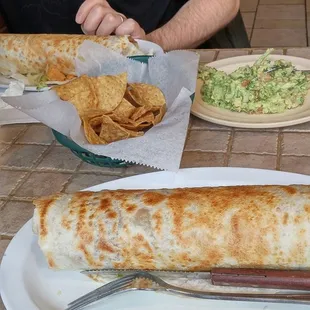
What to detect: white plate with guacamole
<box><xmin>191</xmin><ymin>50</ymin><xmax>310</xmax><ymax>128</ymax></box>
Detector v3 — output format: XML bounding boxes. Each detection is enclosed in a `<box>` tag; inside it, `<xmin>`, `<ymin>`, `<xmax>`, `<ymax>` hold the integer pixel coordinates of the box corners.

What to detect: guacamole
<box><xmin>198</xmin><ymin>49</ymin><xmax>310</xmax><ymax>114</ymax></box>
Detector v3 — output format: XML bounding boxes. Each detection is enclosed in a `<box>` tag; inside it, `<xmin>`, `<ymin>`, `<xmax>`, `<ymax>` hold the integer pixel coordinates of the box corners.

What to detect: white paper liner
<box><xmin>3</xmin><ymin>40</ymin><xmax>199</xmax><ymax>171</ymax></box>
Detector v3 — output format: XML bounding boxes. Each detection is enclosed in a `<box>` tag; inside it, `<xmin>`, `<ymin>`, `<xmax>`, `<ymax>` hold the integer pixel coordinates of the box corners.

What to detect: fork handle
<box><xmin>211</xmin><ymin>268</ymin><xmax>310</xmax><ymax>291</ymax></box>
<box><xmin>164</xmin><ymin>285</ymin><xmax>310</xmax><ymax>305</ymax></box>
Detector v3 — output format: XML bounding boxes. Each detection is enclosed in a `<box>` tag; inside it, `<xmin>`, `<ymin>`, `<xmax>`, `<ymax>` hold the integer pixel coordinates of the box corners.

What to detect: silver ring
<box><xmin>118</xmin><ymin>15</ymin><xmax>125</xmax><ymax>23</ymax></box>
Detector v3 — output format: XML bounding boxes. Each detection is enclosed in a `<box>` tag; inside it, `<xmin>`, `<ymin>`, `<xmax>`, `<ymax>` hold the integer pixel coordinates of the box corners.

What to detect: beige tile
<box><xmin>0</xmin><ymin>238</ymin><xmax>10</xmax><ymax>263</ymax></box>
<box><xmin>216</xmin><ymin>50</ymin><xmax>249</xmax><ymax>60</ymax></box>
<box><xmin>0</xmin><ymin>171</ymin><xmax>27</xmax><ymax>198</ymax></box>
<box><xmin>229</xmin><ymin>154</ymin><xmax>277</xmax><ymax>169</ymax></box>
<box><xmin>36</xmin><ymin>146</ymin><xmax>81</xmax><ymax>171</ymax></box>
<box><xmin>286</xmin><ymin>47</ymin><xmax>310</xmax><ymax>58</ymax></box>
<box><xmin>281</xmin><ymin>156</ymin><xmax>310</xmax><ymax>174</ymax></box>
<box><xmin>307</xmin><ymin>0</ymin><xmax>310</xmax><ymax>11</ymax></box>
<box><xmin>0</xmin><ymin>201</ymin><xmax>34</xmax><ymax>235</ymax></box>
<box><xmin>65</xmin><ymin>174</ymin><xmax>119</xmax><ymax>192</ymax></box>
<box><xmin>124</xmin><ymin>165</ymin><xmax>158</xmax><ymax>176</ymax></box>
<box><xmin>195</xmin><ymin>50</ymin><xmax>216</xmax><ymax>63</ymax></box>
<box><xmin>251</xmin><ymin>29</ymin><xmax>306</xmax><ymax>47</ymax></box>
<box><xmin>181</xmin><ymin>151</ymin><xmax>226</xmax><ymax>168</ymax></box>
<box><xmin>242</xmin><ymin>12</ymin><xmax>255</xmax><ymax>29</ymax></box>
<box><xmin>14</xmin><ymin>172</ymin><xmax>71</xmax><ymax>198</ymax></box>
<box><xmin>260</xmin><ymin>0</ymin><xmax>303</xmax><ymax>4</ymax></box>
<box><xmin>256</xmin><ymin>5</ymin><xmax>305</xmax><ymax>20</ymax></box>
<box><xmin>240</xmin><ymin>0</ymin><xmax>259</xmax><ymax>12</ymax></box>
<box><xmin>78</xmin><ymin>162</ymin><xmax>125</xmax><ymax>175</ymax></box>
<box><xmin>0</xmin><ymin>145</ymin><xmax>47</xmax><ymax>168</ymax></box>
<box><xmin>282</xmin><ymin>122</ymin><xmax>310</xmax><ymax>132</ymax></box>
<box><xmin>232</xmin><ymin>132</ymin><xmax>278</xmax><ymax>154</ymax></box>
<box><xmin>0</xmin><ymin>144</ymin><xmax>10</xmax><ymax>155</ymax></box>
<box><xmin>185</xmin><ymin>130</ymin><xmax>230</xmax><ymax>152</ymax></box>
<box><xmin>16</xmin><ymin>124</ymin><xmax>55</xmax><ymax>145</ymax></box>
<box><xmin>255</xmin><ymin>19</ymin><xmax>305</xmax><ymax>29</ymax></box>
<box><xmin>283</xmin><ymin>133</ymin><xmax>310</xmax><ymax>155</ymax></box>
<box><xmin>235</xmin><ymin>127</ymin><xmax>279</xmax><ymax>132</ymax></box>
<box><xmin>251</xmin><ymin>49</ymin><xmax>284</xmax><ymax>54</ymax></box>
<box><xmin>0</xmin><ymin>125</ymin><xmax>26</xmax><ymax>143</ymax></box>
<box><xmin>190</xmin><ymin>116</ymin><xmax>230</xmax><ymax>131</ymax></box>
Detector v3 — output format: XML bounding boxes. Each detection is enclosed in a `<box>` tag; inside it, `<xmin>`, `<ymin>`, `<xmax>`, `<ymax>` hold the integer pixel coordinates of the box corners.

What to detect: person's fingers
<box><xmin>95</xmin><ymin>13</ymin><xmax>125</xmax><ymax>36</ymax></box>
<box><xmin>115</xmin><ymin>18</ymin><xmax>145</xmax><ymax>39</ymax></box>
<box><xmin>76</xmin><ymin>0</ymin><xmax>110</xmax><ymax>24</ymax></box>
<box><xmin>81</xmin><ymin>5</ymin><xmax>114</xmax><ymax>35</ymax></box>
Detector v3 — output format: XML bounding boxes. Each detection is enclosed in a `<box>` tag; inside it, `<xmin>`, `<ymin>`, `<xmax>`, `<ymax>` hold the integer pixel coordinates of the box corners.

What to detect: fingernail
<box><xmin>76</xmin><ymin>13</ymin><xmax>82</xmax><ymax>24</ymax></box>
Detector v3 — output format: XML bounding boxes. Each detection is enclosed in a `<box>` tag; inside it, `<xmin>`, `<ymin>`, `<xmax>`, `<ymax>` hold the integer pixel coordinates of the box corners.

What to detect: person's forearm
<box><xmin>146</xmin><ymin>0</ymin><xmax>239</xmax><ymax>51</ymax></box>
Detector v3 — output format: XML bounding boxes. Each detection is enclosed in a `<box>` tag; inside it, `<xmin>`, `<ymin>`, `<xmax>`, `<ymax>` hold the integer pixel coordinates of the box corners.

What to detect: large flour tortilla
<box><xmin>32</xmin><ymin>185</ymin><xmax>310</xmax><ymax>271</ymax></box>
<box><xmin>0</xmin><ymin>34</ymin><xmax>143</xmax><ymax>79</ymax></box>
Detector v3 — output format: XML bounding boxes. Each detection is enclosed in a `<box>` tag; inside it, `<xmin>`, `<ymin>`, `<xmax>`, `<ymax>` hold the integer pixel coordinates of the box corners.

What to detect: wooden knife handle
<box><xmin>211</xmin><ymin>268</ymin><xmax>310</xmax><ymax>291</ymax></box>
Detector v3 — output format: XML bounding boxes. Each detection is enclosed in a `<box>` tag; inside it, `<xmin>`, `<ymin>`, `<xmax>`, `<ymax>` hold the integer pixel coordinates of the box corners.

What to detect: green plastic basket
<box><xmin>52</xmin><ymin>55</ymin><xmax>195</xmax><ymax>168</ymax></box>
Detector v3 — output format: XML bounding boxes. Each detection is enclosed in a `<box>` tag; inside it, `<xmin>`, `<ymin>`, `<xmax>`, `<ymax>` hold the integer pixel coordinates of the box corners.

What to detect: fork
<box><xmin>66</xmin><ymin>271</ymin><xmax>310</xmax><ymax>310</ymax></box>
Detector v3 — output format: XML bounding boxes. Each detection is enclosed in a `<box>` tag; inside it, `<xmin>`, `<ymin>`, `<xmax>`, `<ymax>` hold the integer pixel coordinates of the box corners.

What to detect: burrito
<box><xmin>0</xmin><ymin>34</ymin><xmax>144</xmax><ymax>86</ymax></box>
<box><xmin>32</xmin><ymin>185</ymin><xmax>310</xmax><ymax>271</ymax></box>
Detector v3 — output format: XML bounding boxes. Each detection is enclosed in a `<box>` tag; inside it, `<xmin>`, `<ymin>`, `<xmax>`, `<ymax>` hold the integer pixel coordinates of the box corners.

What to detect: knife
<box><xmin>82</xmin><ymin>268</ymin><xmax>310</xmax><ymax>291</ymax></box>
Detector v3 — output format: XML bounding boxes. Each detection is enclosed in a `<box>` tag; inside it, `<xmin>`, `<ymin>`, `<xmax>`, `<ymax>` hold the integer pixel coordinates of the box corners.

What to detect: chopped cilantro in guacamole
<box><xmin>198</xmin><ymin>48</ymin><xmax>310</xmax><ymax>114</ymax></box>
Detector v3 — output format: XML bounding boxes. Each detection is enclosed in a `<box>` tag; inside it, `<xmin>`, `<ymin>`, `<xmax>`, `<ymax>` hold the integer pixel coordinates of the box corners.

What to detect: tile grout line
<box><xmin>28</xmin><ymin>141</ymin><xmax>57</xmax><ymax>169</ymax></box>
<box><xmin>0</xmin><ymin>165</ymin><xmax>125</xmax><ymax>176</ymax></box>
<box><xmin>306</xmin><ymin>0</ymin><xmax>309</xmax><ymax>46</ymax></box>
<box><xmin>250</xmin><ymin>0</ymin><xmax>260</xmax><ymax>42</ymax></box>
<box><xmin>224</xmin><ymin>129</ymin><xmax>234</xmax><ymax>167</ymax></box>
<box><xmin>5</xmin><ymin>142</ymin><xmax>56</xmax><ymax>199</ymax></box>
<box><xmin>276</xmin><ymin>129</ymin><xmax>284</xmax><ymax>171</ymax></box>
<box><xmin>60</xmin><ymin>160</ymin><xmax>85</xmax><ymax>193</ymax></box>
<box><xmin>213</xmin><ymin>50</ymin><xmax>219</xmax><ymax>61</ymax></box>
<box><xmin>0</xmin><ymin>125</ymin><xmax>30</xmax><ymax>153</ymax></box>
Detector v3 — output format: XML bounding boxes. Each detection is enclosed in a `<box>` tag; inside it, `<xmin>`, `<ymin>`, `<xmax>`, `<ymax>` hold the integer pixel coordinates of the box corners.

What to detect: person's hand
<box><xmin>76</xmin><ymin>0</ymin><xmax>145</xmax><ymax>39</ymax></box>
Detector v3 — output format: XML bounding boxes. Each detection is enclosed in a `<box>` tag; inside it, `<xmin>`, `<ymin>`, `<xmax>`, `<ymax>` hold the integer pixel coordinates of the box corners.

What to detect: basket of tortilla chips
<box><xmin>52</xmin><ymin>55</ymin><xmax>167</xmax><ymax>168</ymax></box>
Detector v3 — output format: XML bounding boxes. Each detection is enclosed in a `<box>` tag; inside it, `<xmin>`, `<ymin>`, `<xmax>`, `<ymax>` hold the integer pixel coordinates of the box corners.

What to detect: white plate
<box><xmin>2</xmin><ymin>167</ymin><xmax>310</xmax><ymax>310</ymax></box>
<box><xmin>0</xmin><ymin>40</ymin><xmax>164</xmax><ymax>92</ymax></box>
<box><xmin>191</xmin><ymin>54</ymin><xmax>310</xmax><ymax>128</ymax></box>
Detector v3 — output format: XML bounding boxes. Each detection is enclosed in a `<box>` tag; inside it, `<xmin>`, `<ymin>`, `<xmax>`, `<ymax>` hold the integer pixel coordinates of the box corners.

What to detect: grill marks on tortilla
<box><xmin>72</xmin><ymin>193</ymin><xmax>99</xmax><ymax>267</ymax></box>
<box><xmin>32</xmin><ymin>185</ymin><xmax>310</xmax><ymax>271</ymax></box>
<box><xmin>35</xmin><ymin>196</ymin><xmax>58</xmax><ymax>239</ymax></box>
<box><xmin>0</xmin><ymin>34</ymin><xmax>142</xmax><ymax>78</ymax></box>
<box><xmin>142</xmin><ymin>192</ymin><xmax>165</xmax><ymax>206</ymax></box>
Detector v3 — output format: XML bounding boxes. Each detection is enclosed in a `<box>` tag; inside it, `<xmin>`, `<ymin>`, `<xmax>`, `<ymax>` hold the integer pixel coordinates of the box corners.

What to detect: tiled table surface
<box><xmin>241</xmin><ymin>0</ymin><xmax>310</xmax><ymax>47</ymax></box>
<box><xmin>2</xmin><ymin>47</ymin><xmax>310</xmax><ymax>308</ymax></box>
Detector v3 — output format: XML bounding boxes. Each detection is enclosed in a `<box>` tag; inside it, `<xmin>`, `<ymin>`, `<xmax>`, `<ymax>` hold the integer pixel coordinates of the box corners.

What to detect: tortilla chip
<box><xmin>53</xmin><ymin>75</ymin><xmax>99</xmax><ymax>113</ymax></box>
<box><xmin>135</xmin><ymin>111</ymin><xmax>155</xmax><ymax>124</ymax></box>
<box><xmin>66</xmin><ymin>74</ymin><xmax>76</xmax><ymax>81</ymax></box>
<box><xmin>153</xmin><ymin>105</ymin><xmax>167</xmax><ymax>125</ymax></box>
<box><xmin>56</xmin><ymin>73</ymin><xmax>166</xmax><ymax>145</ymax></box>
<box><xmin>121</xmin><ymin>122</ymin><xmax>152</xmax><ymax>131</ymax></box>
<box><xmin>80</xmin><ymin>109</ymin><xmax>104</xmax><ymax>119</ymax></box>
<box><xmin>91</xmin><ymin>72</ymin><xmax>127</xmax><ymax>114</ymax></box>
<box><xmin>130</xmin><ymin>106</ymin><xmax>153</xmax><ymax>121</ymax></box>
<box><xmin>54</xmin><ymin>72</ymin><xmax>127</xmax><ymax>115</ymax></box>
<box><xmin>128</xmin><ymin>130</ymin><xmax>144</xmax><ymax>138</ymax></box>
<box><xmin>99</xmin><ymin>115</ymin><xmax>131</xmax><ymax>143</ymax></box>
<box><xmin>127</xmin><ymin>83</ymin><xmax>166</xmax><ymax>108</ymax></box>
<box><xmin>46</xmin><ymin>66</ymin><xmax>66</xmax><ymax>81</ymax></box>
<box><xmin>82</xmin><ymin>116</ymin><xmax>106</xmax><ymax>145</ymax></box>
<box><xmin>109</xmin><ymin>98</ymin><xmax>136</xmax><ymax>122</ymax></box>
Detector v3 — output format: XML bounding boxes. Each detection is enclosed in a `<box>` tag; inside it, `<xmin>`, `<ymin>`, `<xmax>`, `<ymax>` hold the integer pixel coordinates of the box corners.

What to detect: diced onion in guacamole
<box><xmin>198</xmin><ymin>48</ymin><xmax>310</xmax><ymax>114</ymax></box>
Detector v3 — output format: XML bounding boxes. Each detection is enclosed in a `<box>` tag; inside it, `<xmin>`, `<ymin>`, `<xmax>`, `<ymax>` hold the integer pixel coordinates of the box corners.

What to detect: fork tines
<box><xmin>66</xmin><ymin>273</ymin><xmax>139</xmax><ymax>310</ymax></box>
